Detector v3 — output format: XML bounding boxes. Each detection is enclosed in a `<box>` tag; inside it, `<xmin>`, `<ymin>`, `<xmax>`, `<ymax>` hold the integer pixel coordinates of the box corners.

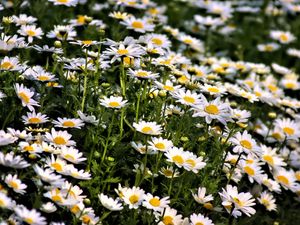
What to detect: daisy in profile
<box><xmin>184</xmin><ymin>152</ymin><xmax>206</xmax><ymax>173</ymax></box>
<box><xmin>77</xmin><ymin>110</ymin><xmax>99</xmax><ymax>125</ymax></box>
<box><xmin>64</xmin><ymin>165</ymin><xmax>91</xmax><ymax>180</ymax></box>
<box><xmin>122</xmin><ymin>186</ymin><xmax>145</xmax><ymax>209</ymax></box>
<box><xmin>270</xmin><ymin>30</ymin><xmax>296</xmax><ymax>44</ymax></box>
<box><xmin>192</xmin><ymin>187</ymin><xmax>214</xmax><ymax>206</ymax></box>
<box><xmin>192</xmin><ymin>96</ymin><xmax>232</xmax><ymax>125</ymax></box>
<box><xmin>171</xmin><ymin>89</ymin><xmax>202</xmax><ymax>106</ymax></box>
<box><xmin>45</xmin><ymin>128</ymin><xmax>76</xmax><ymax>146</ymax></box>
<box><xmin>143</xmin><ymin>193</ymin><xmax>170</xmax><ymax>212</ymax></box>
<box><xmin>4</xmin><ymin>174</ymin><xmax>27</xmax><ymax>194</ymax></box>
<box><xmin>14</xmin><ymin>205</ymin><xmax>46</xmax><ymax>225</ymax></box>
<box><xmin>148</xmin><ymin>137</ymin><xmax>173</xmax><ymax>152</ymax></box>
<box><xmin>40</xmin><ymin>202</ymin><xmax>57</xmax><ymax>213</ymax></box>
<box><xmin>0</xmin><ymin>151</ymin><xmax>30</xmax><ymax>168</ymax></box>
<box><xmin>274</xmin><ymin>118</ymin><xmax>300</xmax><ymax>140</ymax></box>
<box><xmin>0</xmin><ymin>56</ymin><xmax>22</xmax><ymax>71</ymax></box>
<box><xmin>154</xmin><ymin>80</ymin><xmax>181</xmax><ymax>93</ymax></box>
<box><xmin>190</xmin><ymin>213</ymin><xmax>214</xmax><ymax>225</ymax></box>
<box><xmin>18</xmin><ymin>25</ymin><xmax>43</xmax><ymax>43</ymax></box>
<box><xmin>100</xmin><ymin>96</ymin><xmax>128</xmax><ymax>109</ymax></box>
<box><xmin>128</xmin><ymin>68</ymin><xmax>159</xmax><ymax>80</ymax></box>
<box><xmin>12</xmin><ymin>14</ymin><xmax>37</xmax><ymax>26</ymax></box>
<box><xmin>200</xmin><ymin>83</ymin><xmax>227</xmax><ymax>96</ymax></box>
<box><xmin>273</xmin><ymin>168</ymin><xmax>297</xmax><ymax>191</ymax></box>
<box><xmin>239</xmin><ymin>159</ymin><xmax>264</xmax><ymax>183</ymax></box>
<box><xmin>47</xmin><ymin>25</ymin><xmax>77</xmax><ymax>40</ymax></box>
<box><xmin>0</xmin><ymin>130</ymin><xmax>18</xmax><ymax>146</ymax></box>
<box><xmin>109</xmin><ymin>11</ymin><xmax>130</xmax><ymax>20</ymax></box>
<box><xmin>257</xmin><ymin>43</ymin><xmax>280</xmax><ymax>52</ymax></box>
<box><xmin>22</xmin><ymin>111</ymin><xmax>49</xmax><ymax>124</ymax></box>
<box><xmin>14</xmin><ymin>83</ymin><xmax>39</xmax><ymax>111</ymax></box>
<box><xmin>98</xmin><ymin>193</ymin><xmax>123</xmax><ymax>211</ymax></box>
<box><xmin>52</xmin><ymin>117</ymin><xmax>84</xmax><ymax>129</ymax></box>
<box><xmin>121</xmin><ymin>16</ymin><xmax>155</xmax><ymax>33</ymax></box>
<box><xmin>48</xmin><ymin>0</ymin><xmax>78</xmax><ymax>7</ymax></box>
<box><xmin>0</xmin><ymin>192</ymin><xmax>14</xmax><ymax>209</ymax></box>
<box><xmin>157</xmin><ymin>207</ymin><xmax>183</xmax><ymax>225</ymax></box>
<box><xmin>133</xmin><ymin>121</ymin><xmax>163</xmax><ymax>135</ymax></box>
<box><xmin>159</xmin><ymin>166</ymin><xmax>180</xmax><ymax>178</ymax></box>
<box><xmin>259</xmin><ymin>145</ymin><xmax>286</xmax><ymax>169</ymax></box>
<box><xmin>33</xmin><ymin>165</ymin><xmax>64</xmax><ymax>185</ymax></box>
<box><xmin>258</xmin><ymin>191</ymin><xmax>277</xmax><ymax>211</ymax></box>
<box><xmin>229</xmin><ymin>130</ymin><xmax>260</xmax><ymax>155</ymax></box>
<box><xmin>60</xmin><ymin>146</ymin><xmax>86</xmax><ymax>164</ymax></box>
<box><xmin>45</xmin><ymin>154</ymin><xmax>69</xmax><ymax>173</ymax></box>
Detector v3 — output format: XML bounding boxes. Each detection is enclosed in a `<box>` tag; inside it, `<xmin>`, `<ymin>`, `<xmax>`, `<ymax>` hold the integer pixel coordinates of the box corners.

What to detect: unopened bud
<box><xmin>268</xmin><ymin>112</ymin><xmax>277</xmax><ymax>119</ymax></box>
<box><xmin>54</xmin><ymin>40</ymin><xmax>62</xmax><ymax>48</ymax></box>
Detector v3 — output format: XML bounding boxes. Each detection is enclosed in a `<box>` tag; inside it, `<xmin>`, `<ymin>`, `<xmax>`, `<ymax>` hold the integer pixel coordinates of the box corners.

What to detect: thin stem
<box><xmin>101</xmin><ymin>112</ymin><xmax>115</xmax><ymax>164</ymax></box>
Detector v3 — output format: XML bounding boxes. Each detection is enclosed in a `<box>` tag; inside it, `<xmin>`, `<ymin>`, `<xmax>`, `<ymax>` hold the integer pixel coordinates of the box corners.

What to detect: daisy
<box><xmin>287</xmin><ymin>48</ymin><xmax>300</xmax><ymax>58</ymax></box>
<box><xmin>257</xmin><ymin>43</ymin><xmax>280</xmax><ymax>52</ymax></box>
<box><xmin>159</xmin><ymin>166</ymin><xmax>180</xmax><ymax>178</ymax></box>
<box><xmin>184</xmin><ymin>152</ymin><xmax>206</xmax><ymax>173</ymax></box>
<box><xmin>258</xmin><ymin>191</ymin><xmax>277</xmax><ymax>211</ymax></box>
<box><xmin>192</xmin><ymin>187</ymin><xmax>214</xmax><ymax>205</ymax></box>
<box><xmin>77</xmin><ymin>110</ymin><xmax>99</xmax><ymax>125</ymax></box>
<box><xmin>0</xmin><ymin>192</ymin><xmax>14</xmax><ymax>209</ymax></box>
<box><xmin>98</xmin><ymin>193</ymin><xmax>123</xmax><ymax>211</ymax></box>
<box><xmin>4</xmin><ymin>174</ymin><xmax>27</xmax><ymax>194</ymax></box>
<box><xmin>232</xmin><ymin>109</ymin><xmax>251</xmax><ymax>123</ymax></box>
<box><xmin>154</xmin><ymin>80</ymin><xmax>181</xmax><ymax>93</ymax></box>
<box><xmin>192</xmin><ymin>96</ymin><xmax>232</xmax><ymax>125</ymax></box>
<box><xmin>0</xmin><ymin>56</ymin><xmax>22</xmax><ymax>71</ymax></box>
<box><xmin>270</xmin><ymin>30</ymin><xmax>296</xmax><ymax>44</ymax></box>
<box><xmin>14</xmin><ymin>83</ymin><xmax>39</xmax><ymax>111</ymax></box>
<box><xmin>47</xmin><ymin>25</ymin><xmax>77</xmax><ymax>40</ymax></box>
<box><xmin>157</xmin><ymin>207</ymin><xmax>183</xmax><ymax>225</ymax></box>
<box><xmin>18</xmin><ymin>25</ymin><xmax>44</xmax><ymax>43</ymax></box>
<box><xmin>274</xmin><ymin>118</ymin><xmax>300</xmax><ymax>140</ymax></box>
<box><xmin>33</xmin><ymin>165</ymin><xmax>64</xmax><ymax>185</ymax></box>
<box><xmin>12</xmin><ymin>14</ymin><xmax>37</xmax><ymax>26</ymax></box>
<box><xmin>133</xmin><ymin>121</ymin><xmax>163</xmax><ymax>135</ymax></box>
<box><xmin>43</xmin><ymin>188</ymin><xmax>78</xmax><ymax>206</ymax></box>
<box><xmin>261</xmin><ymin>177</ymin><xmax>281</xmax><ymax>193</ymax></box>
<box><xmin>229</xmin><ymin>130</ymin><xmax>260</xmax><ymax>155</ymax></box>
<box><xmin>14</xmin><ymin>205</ymin><xmax>46</xmax><ymax>225</ymax></box>
<box><xmin>109</xmin><ymin>11</ymin><xmax>130</xmax><ymax>20</ymax></box>
<box><xmin>200</xmin><ymin>83</ymin><xmax>227</xmax><ymax>96</ymax></box>
<box><xmin>48</xmin><ymin>0</ymin><xmax>78</xmax><ymax>7</ymax></box>
<box><xmin>45</xmin><ymin>154</ymin><xmax>69</xmax><ymax>173</ymax></box>
<box><xmin>190</xmin><ymin>213</ymin><xmax>214</xmax><ymax>225</ymax></box>
<box><xmin>0</xmin><ymin>130</ymin><xmax>18</xmax><ymax>146</ymax></box>
<box><xmin>171</xmin><ymin>89</ymin><xmax>202</xmax><ymax>106</ymax></box>
<box><xmin>64</xmin><ymin>165</ymin><xmax>91</xmax><ymax>180</ymax></box>
<box><xmin>259</xmin><ymin>145</ymin><xmax>286</xmax><ymax>169</ymax></box>
<box><xmin>121</xmin><ymin>16</ymin><xmax>155</xmax><ymax>33</ymax></box>
<box><xmin>143</xmin><ymin>193</ymin><xmax>170</xmax><ymax>212</ymax></box>
<box><xmin>99</xmin><ymin>96</ymin><xmax>128</xmax><ymax>109</ymax></box>
<box><xmin>273</xmin><ymin>168</ymin><xmax>297</xmax><ymax>191</ymax></box>
<box><xmin>139</xmin><ymin>33</ymin><xmax>171</xmax><ymax>49</ymax></box>
<box><xmin>52</xmin><ymin>117</ymin><xmax>84</xmax><ymax>129</ymax></box>
<box><xmin>61</xmin><ymin>181</ymin><xmax>86</xmax><ymax>201</ymax></box>
<box><xmin>131</xmin><ymin>141</ymin><xmax>152</xmax><ymax>154</ymax></box>
<box><xmin>148</xmin><ymin>137</ymin><xmax>173</xmax><ymax>152</ymax></box>
<box><xmin>25</xmin><ymin>66</ymin><xmax>57</xmax><ymax>82</ymax></box>
<box><xmin>177</xmin><ymin>33</ymin><xmax>204</xmax><ymax>52</ymax></box>
<box><xmin>164</xmin><ymin>147</ymin><xmax>188</xmax><ymax>169</ymax></box>
<box><xmin>122</xmin><ymin>186</ymin><xmax>145</xmax><ymax>209</ymax></box>
<box><xmin>18</xmin><ymin>141</ymin><xmax>43</xmax><ymax>155</ymax></box>
<box><xmin>0</xmin><ymin>151</ymin><xmax>30</xmax><ymax>168</ymax></box>
<box><xmin>40</xmin><ymin>202</ymin><xmax>57</xmax><ymax>213</ymax></box>
<box><xmin>127</xmin><ymin>68</ymin><xmax>159</xmax><ymax>80</ymax></box>
<box><xmin>60</xmin><ymin>146</ymin><xmax>86</xmax><ymax>164</ymax></box>
<box><xmin>45</xmin><ymin>128</ymin><xmax>76</xmax><ymax>146</ymax></box>
<box><xmin>239</xmin><ymin>159</ymin><xmax>264</xmax><ymax>183</ymax></box>
<box><xmin>22</xmin><ymin>111</ymin><xmax>49</xmax><ymax>124</ymax></box>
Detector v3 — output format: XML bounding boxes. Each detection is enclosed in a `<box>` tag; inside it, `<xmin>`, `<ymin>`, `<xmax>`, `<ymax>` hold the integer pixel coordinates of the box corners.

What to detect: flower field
<box><xmin>1</xmin><ymin>0</ymin><xmax>300</xmax><ymax>224</ymax></box>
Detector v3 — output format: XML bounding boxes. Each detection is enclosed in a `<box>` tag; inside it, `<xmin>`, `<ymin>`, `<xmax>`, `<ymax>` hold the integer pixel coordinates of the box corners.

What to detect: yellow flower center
<box><xmin>264</xmin><ymin>45</ymin><xmax>274</xmax><ymax>51</ymax></box>
<box><xmin>71</xmin><ymin>205</ymin><xmax>80</xmax><ymax>214</ymax></box>
<box><xmin>277</xmin><ymin>175</ymin><xmax>289</xmax><ymax>186</ymax></box>
<box><xmin>129</xmin><ymin>194</ymin><xmax>139</xmax><ymax>204</ymax></box>
<box><xmin>240</xmin><ymin>140</ymin><xmax>252</xmax><ymax>149</ymax></box>
<box><xmin>244</xmin><ymin>166</ymin><xmax>255</xmax><ymax>176</ymax></box>
<box><xmin>183</xmin><ymin>96</ymin><xmax>195</xmax><ymax>104</ymax></box>
<box><xmin>8</xmin><ymin>181</ymin><xmax>19</xmax><ymax>189</ymax></box>
<box><xmin>183</xmin><ymin>38</ymin><xmax>193</xmax><ymax>44</ymax></box>
<box><xmin>0</xmin><ymin>199</ymin><xmax>5</xmax><ymax>207</ymax></box>
<box><xmin>155</xmin><ymin>142</ymin><xmax>165</xmax><ymax>150</ymax></box>
<box><xmin>117</xmin><ymin>49</ymin><xmax>129</xmax><ymax>55</ymax></box>
<box><xmin>51</xmin><ymin>162</ymin><xmax>63</xmax><ymax>172</ymax></box>
<box><xmin>52</xmin><ymin>195</ymin><xmax>63</xmax><ymax>203</ymax></box>
<box><xmin>205</xmin><ymin>104</ymin><xmax>219</xmax><ymax>115</ymax></box>
<box><xmin>263</xmin><ymin>155</ymin><xmax>274</xmax><ymax>166</ymax></box>
<box><xmin>207</xmin><ymin>87</ymin><xmax>220</xmax><ymax>93</ymax></box>
<box><xmin>163</xmin><ymin>170</ymin><xmax>173</xmax><ymax>177</ymax></box>
<box><xmin>64</xmin><ymin>154</ymin><xmax>75</xmax><ymax>161</ymax></box>
<box><xmin>131</xmin><ymin>21</ymin><xmax>144</xmax><ymax>29</ymax></box>
<box><xmin>24</xmin><ymin>218</ymin><xmax>34</xmax><ymax>224</ymax></box>
<box><xmin>0</xmin><ymin>61</ymin><xmax>13</xmax><ymax>69</ymax></box>
<box><xmin>279</xmin><ymin>34</ymin><xmax>288</xmax><ymax>42</ymax></box>
<box><xmin>172</xmin><ymin>155</ymin><xmax>184</xmax><ymax>165</ymax></box>
<box><xmin>152</xmin><ymin>38</ymin><xmax>163</xmax><ymax>46</ymax></box>
<box><xmin>53</xmin><ymin>136</ymin><xmax>67</xmax><ymax>145</ymax></box>
<box><xmin>185</xmin><ymin>158</ymin><xmax>196</xmax><ymax>168</ymax></box>
<box><xmin>163</xmin><ymin>85</ymin><xmax>174</xmax><ymax>91</ymax></box>
<box><xmin>62</xmin><ymin>121</ymin><xmax>76</xmax><ymax>127</ymax></box>
<box><xmin>267</xmin><ymin>84</ymin><xmax>278</xmax><ymax>92</ymax></box>
<box><xmin>272</xmin><ymin>132</ymin><xmax>282</xmax><ymax>140</ymax></box>
<box><xmin>28</xmin><ymin>117</ymin><xmax>41</xmax><ymax>123</ymax></box>
<box><xmin>109</xmin><ymin>101</ymin><xmax>121</xmax><ymax>108</ymax></box>
<box><xmin>24</xmin><ymin>145</ymin><xmax>34</xmax><ymax>152</ymax></box>
<box><xmin>37</xmin><ymin>75</ymin><xmax>50</xmax><ymax>81</ymax></box>
<box><xmin>149</xmin><ymin>197</ymin><xmax>161</xmax><ymax>207</ymax></box>
<box><xmin>233</xmin><ymin>197</ymin><xmax>243</xmax><ymax>207</ymax></box>
<box><xmin>283</xmin><ymin>127</ymin><xmax>294</xmax><ymax>135</ymax></box>
<box><xmin>141</xmin><ymin>126</ymin><xmax>153</xmax><ymax>134</ymax></box>
<box><xmin>81</xmin><ymin>215</ymin><xmax>91</xmax><ymax>224</ymax></box>
<box><xmin>77</xmin><ymin>15</ymin><xmax>85</xmax><ymax>24</ymax></box>
<box><xmin>82</xmin><ymin>40</ymin><xmax>93</xmax><ymax>45</ymax></box>
<box><xmin>163</xmin><ymin>216</ymin><xmax>174</xmax><ymax>225</ymax></box>
<box><xmin>26</xmin><ymin>30</ymin><xmax>36</xmax><ymax>36</ymax></box>
<box><xmin>18</xmin><ymin>92</ymin><xmax>30</xmax><ymax>104</ymax></box>
<box><xmin>285</xmin><ymin>82</ymin><xmax>296</xmax><ymax>89</ymax></box>
<box><xmin>204</xmin><ymin>202</ymin><xmax>214</xmax><ymax>210</ymax></box>
<box><xmin>195</xmin><ymin>223</ymin><xmax>204</xmax><ymax>225</ymax></box>
<box><xmin>137</xmin><ymin>71</ymin><xmax>148</xmax><ymax>77</ymax></box>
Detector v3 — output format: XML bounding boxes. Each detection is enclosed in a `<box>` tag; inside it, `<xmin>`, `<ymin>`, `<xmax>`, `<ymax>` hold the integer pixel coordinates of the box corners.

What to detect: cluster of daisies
<box><xmin>1</xmin><ymin>0</ymin><xmax>300</xmax><ymax>224</ymax></box>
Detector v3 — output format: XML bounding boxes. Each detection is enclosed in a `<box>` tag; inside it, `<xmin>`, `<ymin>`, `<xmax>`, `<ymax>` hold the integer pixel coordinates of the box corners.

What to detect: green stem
<box><xmin>101</xmin><ymin>112</ymin><xmax>115</xmax><ymax>164</ymax></box>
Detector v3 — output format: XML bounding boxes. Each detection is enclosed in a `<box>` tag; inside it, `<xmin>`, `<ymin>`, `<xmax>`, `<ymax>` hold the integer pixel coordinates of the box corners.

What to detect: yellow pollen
<box><xmin>26</xmin><ymin>30</ymin><xmax>36</xmax><ymax>36</ymax></box>
<box><xmin>71</xmin><ymin>205</ymin><xmax>80</xmax><ymax>214</ymax></box>
<box><xmin>51</xmin><ymin>162</ymin><xmax>63</xmax><ymax>172</ymax></box>
<box><xmin>279</xmin><ymin>34</ymin><xmax>288</xmax><ymax>42</ymax></box>
<box><xmin>131</xmin><ymin>21</ymin><xmax>144</xmax><ymax>29</ymax></box>
<box><xmin>18</xmin><ymin>92</ymin><xmax>30</xmax><ymax>104</ymax></box>
<box><xmin>136</xmin><ymin>71</ymin><xmax>148</xmax><ymax>77</ymax></box>
<box><xmin>149</xmin><ymin>197</ymin><xmax>161</xmax><ymax>207</ymax></box>
<box><xmin>81</xmin><ymin>215</ymin><xmax>91</xmax><ymax>224</ymax></box>
<box><xmin>172</xmin><ymin>155</ymin><xmax>184</xmax><ymax>165</ymax></box>
<box><xmin>277</xmin><ymin>175</ymin><xmax>289</xmax><ymax>186</ymax></box>
<box><xmin>163</xmin><ymin>85</ymin><xmax>174</xmax><ymax>91</ymax></box>
<box><xmin>195</xmin><ymin>223</ymin><xmax>204</xmax><ymax>225</ymax></box>
<box><xmin>0</xmin><ymin>199</ymin><xmax>5</xmax><ymax>207</ymax></box>
<box><xmin>244</xmin><ymin>166</ymin><xmax>255</xmax><ymax>176</ymax></box>
<box><xmin>163</xmin><ymin>170</ymin><xmax>173</xmax><ymax>177</ymax></box>
<box><xmin>64</xmin><ymin>154</ymin><xmax>75</xmax><ymax>161</ymax></box>
<box><xmin>52</xmin><ymin>195</ymin><xmax>63</xmax><ymax>203</ymax></box>
<box><xmin>0</xmin><ymin>61</ymin><xmax>13</xmax><ymax>70</ymax></box>
<box><xmin>152</xmin><ymin>38</ymin><xmax>163</xmax><ymax>46</ymax></box>
<box><xmin>109</xmin><ymin>101</ymin><xmax>121</xmax><ymax>108</ymax></box>
<box><xmin>82</xmin><ymin>40</ymin><xmax>93</xmax><ymax>45</ymax></box>
<box><xmin>8</xmin><ymin>181</ymin><xmax>19</xmax><ymax>189</ymax></box>
<box><xmin>183</xmin><ymin>96</ymin><xmax>195</xmax><ymax>104</ymax></box>
<box><xmin>183</xmin><ymin>39</ymin><xmax>193</xmax><ymax>44</ymax></box>
<box><xmin>77</xmin><ymin>15</ymin><xmax>85</xmax><ymax>24</ymax></box>
<box><xmin>24</xmin><ymin>218</ymin><xmax>34</xmax><ymax>224</ymax></box>
<box><xmin>185</xmin><ymin>159</ymin><xmax>196</xmax><ymax>168</ymax></box>
<box><xmin>141</xmin><ymin>126</ymin><xmax>153</xmax><ymax>134</ymax></box>
<box><xmin>263</xmin><ymin>155</ymin><xmax>274</xmax><ymax>166</ymax></box>
<box><xmin>117</xmin><ymin>49</ymin><xmax>129</xmax><ymax>55</ymax></box>
<box><xmin>155</xmin><ymin>142</ymin><xmax>165</xmax><ymax>150</ymax></box>
<box><xmin>268</xmin><ymin>84</ymin><xmax>278</xmax><ymax>92</ymax></box>
<box><xmin>240</xmin><ymin>140</ymin><xmax>252</xmax><ymax>149</ymax></box>
<box><xmin>24</xmin><ymin>145</ymin><xmax>34</xmax><ymax>152</ymax></box>
<box><xmin>264</xmin><ymin>45</ymin><xmax>274</xmax><ymax>51</ymax></box>
<box><xmin>53</xmin><ymin>136</ymin><xmax>67</xmax><ymax>145</ymax></box>
<box><xmin>272</xmin><ymin>132</ymin><xmax>282</xmax><ymax>140</ymax></box>
<box><xmin>233</xmin><ymin>197</ymin><xmax>243</xmax><ymax>207</ymax></box>
<box><xmin>37</xmin><ymin>75</ymin><xmax>50</xmax><ymax>81</ymax></box>
<box><xmin>207</xmin><ymin>87</ymin><xmax>220</xmax><ymax>93</ymax></box>
<box><xmin>205</xmin><ymin>104</ymin><xmax>219</xmax><ymax>115</ymax></box>
<box><xmin>62</xmin><ymin>121</ymin><xmax>76</xmax><ymax>127</ymax></box>
<box><xmin>129</xmin><ymin>194</ymin><xmax>139</xmax><ymax>204</ymax></box>
<box><xmin>28</xmin><ymin>117</ymin><xmax>42</xmax><ymax>124</ymax></box>
<box><xmin>283</xmin><ymin>127</ymin><xmax>295</xmax><ymax>136</ymax></box>
<box><xmin>204</xmin><ymin>202</ymin><xmax>214</xmax><ymax>210</ymax></box>
<box><xmin>163</xmin><ymin>216</ymin><xmax>174</xmax><ymax>225</ymax></box>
